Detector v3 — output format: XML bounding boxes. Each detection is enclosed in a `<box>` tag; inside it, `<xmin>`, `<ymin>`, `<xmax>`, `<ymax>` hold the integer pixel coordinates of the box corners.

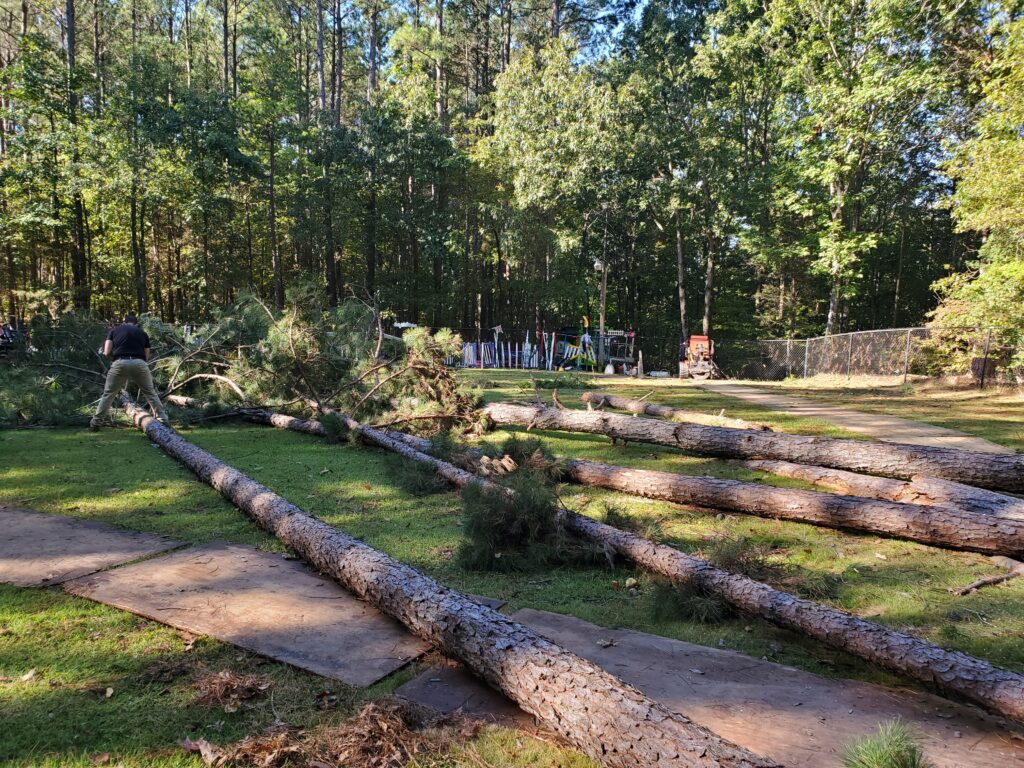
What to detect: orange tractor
<box><xmin>679</xmin><ymin>335</ymin><xmax>716</xmax><ymax>380</ymax></box>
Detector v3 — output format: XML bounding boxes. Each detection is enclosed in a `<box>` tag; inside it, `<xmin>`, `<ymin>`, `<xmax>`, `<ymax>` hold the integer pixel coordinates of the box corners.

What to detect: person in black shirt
<box><xmin>90</xmin><ymin>315</ymin><xmax>169</xmax><ymax>431</ymax></box>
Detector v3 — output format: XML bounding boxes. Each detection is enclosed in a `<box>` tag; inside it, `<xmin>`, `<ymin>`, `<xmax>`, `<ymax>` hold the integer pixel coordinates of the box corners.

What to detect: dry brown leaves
<box><xmin>192</xmin><ymin>669</ymin><xmax>273</xmax><ymax>713</ymax></box>
<box><xmin>180</xmin><ymin>697</ymin><xmax>485</xmax><ymax>768</ymax></box>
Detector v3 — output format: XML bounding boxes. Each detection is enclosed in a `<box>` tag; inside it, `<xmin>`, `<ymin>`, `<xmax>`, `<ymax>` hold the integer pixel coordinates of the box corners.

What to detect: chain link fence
<box><xmin>717</xmin><ymin>327</ymin><xmax>1022</xmax><ymax>386</ymax></box>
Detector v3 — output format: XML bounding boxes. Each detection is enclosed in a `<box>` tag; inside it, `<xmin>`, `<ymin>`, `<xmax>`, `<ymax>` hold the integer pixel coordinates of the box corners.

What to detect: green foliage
<box><xmin>0</xmin><ymin>365</ymin><xmax>92</xmax><ymax>426</ymax></box>
<box><xmin>842</xmin><ymin>721</ymin><xmax>933</xmax><ymax>768</ymax></box>
<box><xmin>933</xmin><ymin>21</ymin><xmax>1024</xmax><ymax>369</ymax></box>
<box><xmin>455</xmin><ymin>472</ymin><xmax>597</xmax><ymax>572</ymax></box>
<box><xmin>701</xmin><ymin>535</ymin><xmax>780</xmax><ymax>582</ymax></box>
<box><xmin>0</xmin><ymin>0</ymin><xmax>1010</xmax><ymax>366</ymax></box>
<box><xmin>651</xmin><ymin>578</ymin><xmax>731</xmax><ymax>624</ymax></box>
<box><xmin>394</xmin><ymin>463</ymin><xmax>451</xmax><ymax>497</ymax></box>
<box><xmin>496</xmin><ymin>434</ymin><xmax>564</xmax><ymax>480</ymax></box>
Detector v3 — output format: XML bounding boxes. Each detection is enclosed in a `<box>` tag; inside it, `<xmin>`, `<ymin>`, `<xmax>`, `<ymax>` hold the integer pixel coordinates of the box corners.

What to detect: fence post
<box><xmin>786</xmin><ymin>338</ymin><xmax>793</xmax><ymax>377</ymax></box>
<box><xmin>803</xmin><ymin>339</ymin><xmax>810</xmax><ymax>378</ymax></box>
<box><xmin>846</xmin><ymin>334</ymin><xmax>853</xmax><ymax>378</ymax></box>
<box><xmin>980</xmin><ymin>328</ymin><xmax>993</xmax><ymax>389</ymax></box>
<box><xmin>903</xmin><ymin>329</ymin><xmax>912</xmax><ymax>384</ymax></box>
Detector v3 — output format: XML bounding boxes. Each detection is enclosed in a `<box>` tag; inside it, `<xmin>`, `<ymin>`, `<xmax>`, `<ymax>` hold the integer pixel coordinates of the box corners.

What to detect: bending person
<box><xmin>90</xmin><ymin>314</ymin><xmax>169</xmax><ymax>431</ymax></box>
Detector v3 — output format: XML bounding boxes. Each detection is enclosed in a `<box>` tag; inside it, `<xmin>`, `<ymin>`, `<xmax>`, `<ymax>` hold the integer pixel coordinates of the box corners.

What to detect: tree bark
<box><xmin>482</xmin><ymin>402</ymin><xmax>1024</xmax><ymax>493</ymax></box>
<box><xmin>583</xmin><ymin>392</ymin><xmax>770</xmax><ymax>432</ymax></box>
<box><xmin>738</xmin><ymin>460</ymin><xmax>1024</xmax><ymax>520</ymax></box>
<box><xmin>122</xmin><ymin>401</ymin><xmax>776</xmax><ymax>768</ymax></box>
<box><xmin>236</xmin><ymin>403</ymin><xmax>1024</xmax><ymax>726</ymax></box>
<box><xmin>675</xmin><ymin>209</ymin><xmax>688</xmax><ymax>347</ymax></box>
<box><xmin>560</xmin><ymin>459</ymin><xmax>1024</xmax><ymax>556</ymax></box>
<box><xmin>66</xmin><ymin>0</ymin><xmax>89</xmax><ymax>310</ymax></box>
<box><xmin>268</xmin><ymin>125</ymin><xmax>283</xmax><ymax>310</ymax></box>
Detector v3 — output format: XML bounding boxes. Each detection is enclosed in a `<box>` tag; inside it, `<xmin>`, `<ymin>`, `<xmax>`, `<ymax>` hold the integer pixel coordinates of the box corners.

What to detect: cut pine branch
<box><xmin>482</xmin><ymin>402</ymin><xmax>1024</xmax><ymax>492</ymax></box>
<box><xmin>737</xmin><ymin>460</ymin><xmax>1024</xmax><ymax>520</ymax></box>
<box><xmin>583</xmin><ymin>392</ymin><xmax>771</xmax><ymax>431</ymax></box>
<box><xmin>243</xmin><ymin>403</ymin><xmax>1024</xmax><ymax>725</ymax></box>
<box><xmin>120</xmin><ymin>399</ymin><xmax>772</xmax><ymax>768</ymax></box>
<box><xmin>953</xmin><ymin>557</ymin><xmax>1024</xmax><ymax>596</ymax></box>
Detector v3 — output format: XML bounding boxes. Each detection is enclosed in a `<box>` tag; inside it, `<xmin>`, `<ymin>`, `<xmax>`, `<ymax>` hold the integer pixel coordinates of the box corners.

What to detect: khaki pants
<box><xmin>93</xmin><ymin>358</ymin><xmax>168</xmax><ymax>424</ymax></box>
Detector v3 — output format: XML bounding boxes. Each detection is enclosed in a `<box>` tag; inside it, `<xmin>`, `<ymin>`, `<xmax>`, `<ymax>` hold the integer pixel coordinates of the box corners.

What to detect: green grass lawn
<box><xmin>2</xmin><ymin>371</ymin><xmax>1022</xmax><ymax>765</ymax></box>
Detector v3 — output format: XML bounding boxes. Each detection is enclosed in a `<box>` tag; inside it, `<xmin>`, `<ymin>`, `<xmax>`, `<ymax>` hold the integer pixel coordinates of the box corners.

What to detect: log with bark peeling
<box><xmin>483</xmin><ymin>402</ymin><xmax>1024</xmax><ymax>492</ymax></box>
<box><xmin>737</xmin><ymin>460</ymin><xmax>1024</xmax><ymax>520</ymax></box>
<box><xmin>583</xmin><ymin>392</ymin><xmax>771</xmax><ymax>431</ymax></box>
<box><xmin>121</xmin><ymin>398</ymin><xmax>775</xmax><ymax>768</ymax></box>
<box><xmin>242</xmin><ymin>402</ymin><xmax>1024</xmax><ymax>725</ymax></box>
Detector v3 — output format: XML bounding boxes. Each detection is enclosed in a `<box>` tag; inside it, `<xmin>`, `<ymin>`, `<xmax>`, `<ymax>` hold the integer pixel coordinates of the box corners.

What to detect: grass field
<box><xmin>2</xmin><ymin>371</ymin><xmax>1022</xmax><ymax>766</ymax></box>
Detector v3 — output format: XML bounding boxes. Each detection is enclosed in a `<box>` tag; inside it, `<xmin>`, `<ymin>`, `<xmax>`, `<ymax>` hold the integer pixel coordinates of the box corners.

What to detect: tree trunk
<box><xmin>675</xmin><ymin>209</ymin><xmax>687</xmax><ymax>346</ymax></box>
<box><xmin>234</xmin><ymin>403</ymin><xmax>1024</xmax><ymax>726</ymax></box>
<box><xmin>583</xmin><ymin>392</ymin><xmax>770</xmax><ymax>432</ymax></box>
<box><xmin>66</xmin><ymin>0</ymin><xmax>89</xmax><ymax>310</ymax></box>
<box><xmin>482</xmin><ymin>403</ymin><xmax>1024</xmax><ymax>493</ymax></box>
<box><xmin>360</xmin><ymin>425</ymin><xmax>1024</xmax><ymax>555</ymax></box>
<box><xmin>268</xmin><ymin>126</ymin><xmax>283</xmax><ymax>310</ymax></box>
<box><xmin>122</xmin><ymin>401</ymin><xmax>776</xmax><ymax>768</ymax></box>
<box><xmin>560</xmin><ymin>459</ymin><xmax>1024</xmax><ymax>556</ymax></box>
<box><xmin>702</xmin><ymin>235</ymin><xmax>714</xmax><ymax>337</ymax></box>
<box><xmin>738</xmin><ymin>460</ymin><xmax>1024</xmax><ymax>520</ymax></box>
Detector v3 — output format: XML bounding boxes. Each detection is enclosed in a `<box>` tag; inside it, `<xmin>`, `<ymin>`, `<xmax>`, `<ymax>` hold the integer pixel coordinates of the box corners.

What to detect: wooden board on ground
<box><xmin>0</xmin><ymin>505</ymin><xmax>182</xmax><ymax>587</ymax></box>
<box><xmin>398</xmin><ymin>608</ymin><xmax>1024</xmax><ymax>767</ymax></box>
<box><xmin>65</xmin><ymin>541</ymin><xmax>430</xmax><ymax>687</ymax></box>
<box><xmin>395</xmin><ymin>658</ymin><xmax>531</xmax><ymax>726</ymax></box>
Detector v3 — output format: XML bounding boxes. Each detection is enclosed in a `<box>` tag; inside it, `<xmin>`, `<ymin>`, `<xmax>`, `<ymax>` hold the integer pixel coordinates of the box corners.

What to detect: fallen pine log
<box><xmin>121</xmin><ymin>399</ymin><xmax>774</xmax><ymax>768</ymax></box>
<box><xmin>245</xmin><ymin>403</ymin><xmax>1024</xmax><ymax>725</ymax></box>
<box><xmin>370</xmin><ymin>430</ymin><xmax>1024</xmax><ymax>555</ymax></box>
<box><xmin>483</xmin><ymin>402</ymin><xmax>1024</xmax><ymax>493</ymax></box>
<box><xmin>561</xmin><ymin>459</ymin><xmax>1024</xmax><ymax>556</ymax></box>
<box><xmin>173</xmin><ymin>399</ymin><xmax>1024</xmax><ymax>553</ymax></box>
<box><xmin>738</xmin><ymin>460</ymin><xmax>1024</xmax><ymax>520</ymax></box>
<box><xmin>583</xmin><ymin>392</ymin><xmax>771</xmax><ymax>431</ymax></box>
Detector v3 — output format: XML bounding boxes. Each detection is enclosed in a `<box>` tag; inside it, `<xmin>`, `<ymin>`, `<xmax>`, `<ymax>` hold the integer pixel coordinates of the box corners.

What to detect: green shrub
<box><xmin>395</xmin><ymin>463</ymin><xmax>450</xmax><ymax>496</ymax></box>
<box><xmin>701</xmin><ymin>535</ymin><xmax>780</xmax><ymax>581</ymax></box>
<box><xmin>455</xmin><ymin>472</ymin><xmax>598</xmax><ymax>571</ymax></box>
<box><xmin>650</xmin><ymin>577</ymin><xmax>731</xmax><ymax>624</ymax></box>
<box><xmin>842</xmin><ymin>721</ymin><xmax>933</xmax><ymax>768</ymax></box>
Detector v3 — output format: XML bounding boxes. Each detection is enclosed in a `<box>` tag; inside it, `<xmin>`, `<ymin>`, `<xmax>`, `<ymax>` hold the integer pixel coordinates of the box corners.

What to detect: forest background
<box><xmin>1</xmin><ymin>0</ymin><xmax>1023</xmax><ymax>349</ymax></box>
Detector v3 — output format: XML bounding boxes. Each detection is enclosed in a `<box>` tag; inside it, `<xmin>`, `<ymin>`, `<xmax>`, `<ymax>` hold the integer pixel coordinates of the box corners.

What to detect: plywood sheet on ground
<box><xmin>395</xmin><ymin>660</ymin><xmax>530</xmax><ymax>725</ymax></box>
<box><xmin>0</xmin><ymin>505</ymin><xmax>181</xmax><ymax>587</ymax></box>
<box><xmin>65</xmin><ymin>541</ymin><xmax>429</xmax><ymax>687</ymax></box>
<box><xmin>399</xmin><ymin>608</ymin><xmax>1024</xmax><ymax>767</ymax></box>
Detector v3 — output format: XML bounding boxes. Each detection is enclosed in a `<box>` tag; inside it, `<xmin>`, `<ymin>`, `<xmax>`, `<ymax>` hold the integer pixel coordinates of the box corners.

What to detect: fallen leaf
<box><xmin>20</xmin><ymin>668</ymin><xmax>36</xmax><ymax>682</ymax></box>
<box><xmin>874</xmin><ymin>552</ymin><xmax>887</xmax><ymax>560</ymax></box>
<box><xmin>319</xmin><ymin>468</ymin><xmax>330</xmax><ymax>475</ymax></box>
<box><xmin>89</xmin><ymin>753</ymin><xmax>111</xmax><ymax>765</ymax></box>
<box><xmin>689</xmin><ymin>668</ymin><xmax>705</xmax><ymax>675</ymax></box>
<box><xmin>596</xmin><ymin>638</ymin><xmax>617</xmax><ymax>648</ymax></box>
<box><xmin>105</xmin><ymin>687</ymin><xmax>114</xmax><ymax>698</ymax></box>
<box><xmin>178</xmin><ymin>737</ymin><xmax>221</xmax><ymax>766</ymax></box>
